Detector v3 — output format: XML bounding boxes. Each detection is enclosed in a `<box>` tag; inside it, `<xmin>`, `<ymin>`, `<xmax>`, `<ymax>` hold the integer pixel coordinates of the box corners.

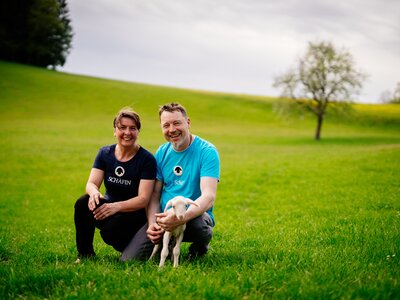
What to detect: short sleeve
<box><xmin>93</xmin><ymin>147</ymin><xmax>106</xmax><ymax>170</ymax></box>
<box><xmin>155</xmin><ymin>148</ymin><xmax>164</xmax><ymax>182</ymax></box>
<box><xmin>200</xmin><ymin>146</ymin><xmax>220</xmax><ymax>180</ymax></box>
<box><xmin>140</xmin><ymin>152</ymin><xmax>157</xmax><ymax>180</ymax></box>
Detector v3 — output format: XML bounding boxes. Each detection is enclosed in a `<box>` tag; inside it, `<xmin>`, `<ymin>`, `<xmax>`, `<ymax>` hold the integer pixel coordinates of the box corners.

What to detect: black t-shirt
<box><xmin>93</xmin><ymin>144</ymin><xmax>157</xmax><ymax>202</ymax></box>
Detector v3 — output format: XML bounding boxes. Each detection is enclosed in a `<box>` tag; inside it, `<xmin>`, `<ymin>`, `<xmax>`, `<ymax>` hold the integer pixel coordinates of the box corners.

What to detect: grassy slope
<box><xmin>0</xmin><ymin>61</ymin><xmax>399</xmax><ymax>299</ymax></box>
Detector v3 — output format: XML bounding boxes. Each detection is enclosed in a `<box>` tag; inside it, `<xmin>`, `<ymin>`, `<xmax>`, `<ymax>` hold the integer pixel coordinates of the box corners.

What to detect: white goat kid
<box><xmin>149</xmin><ymin>196</ymin><xmax>199</xmax><ymax>268</ymax></box>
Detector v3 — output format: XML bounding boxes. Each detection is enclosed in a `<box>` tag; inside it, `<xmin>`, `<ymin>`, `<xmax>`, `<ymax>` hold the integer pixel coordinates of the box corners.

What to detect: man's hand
<box><xmin>147</xmin><ymin>222</ymin><xmax>164</xmax><ymax>244</ymax></box>
<box><xmin>93</xmin><ymin>202</ymin><xmax>119</xmax><ymax>220</ymax></box>
<box><xmin>156</xmin><ymin>212</ymin><xmax>186</xmax><ymax>232</ymax></box>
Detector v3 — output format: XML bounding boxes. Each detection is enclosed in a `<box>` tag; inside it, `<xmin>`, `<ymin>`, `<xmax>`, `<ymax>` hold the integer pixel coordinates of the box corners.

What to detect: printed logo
<box><xmin>115</xmin><ymin>166</ymin><xmax>125</xmax><ymax>177</ymax></box>
<box><xmin>173</xmin><ymin>165</ymin><xmax>183</xmax><ymax>176</ymax></box>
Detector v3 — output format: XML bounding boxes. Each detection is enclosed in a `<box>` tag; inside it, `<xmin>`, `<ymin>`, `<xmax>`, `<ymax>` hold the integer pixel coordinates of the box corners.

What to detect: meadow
<box><xmin>0</xmin><ymin>60</ymin><xmax>399</xmax><ymax>299</ymax></box>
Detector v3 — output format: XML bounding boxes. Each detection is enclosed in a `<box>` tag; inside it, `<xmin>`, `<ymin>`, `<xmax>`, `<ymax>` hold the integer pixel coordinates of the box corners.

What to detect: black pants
<box><xmin>74</xmin><ymin>194</ymin><xmax>148</xmax><ymax>258</ymax></box>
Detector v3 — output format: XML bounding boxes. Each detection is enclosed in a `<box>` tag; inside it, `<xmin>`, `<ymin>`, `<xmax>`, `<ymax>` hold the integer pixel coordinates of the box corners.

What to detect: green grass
<box><xmin>0</xmin><ymin>60</ymin><xmax>399</xmax><ymax>299</ymax></box>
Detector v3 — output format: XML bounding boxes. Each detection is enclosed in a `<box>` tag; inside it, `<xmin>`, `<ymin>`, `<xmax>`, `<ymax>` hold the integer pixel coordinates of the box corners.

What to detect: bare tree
<box><xmin>379</xmin><ymin>90</ymin><xmax>392</xmax><ymax>103</ymax></box>
<box><xmin>380</xmin><ymin>83</ymin><xmax>400</xmax><ymax>104</ymax></box>
<box><xmin>391</xmin><ymin>82</ymin><xmax>400</xmax><ymax>104</ymax></box>
<box><xmin>273</xmin><ymin>41</ymin><xmax>367</xmax><ymax>140</ymax></box>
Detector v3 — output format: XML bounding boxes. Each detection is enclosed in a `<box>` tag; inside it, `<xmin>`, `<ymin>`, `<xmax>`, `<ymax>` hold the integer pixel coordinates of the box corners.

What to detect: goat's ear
<box><xmin>185</xmin><ymin>199</ymin><xmax>199</xmax><ymax>207</ymax></box>
<box><xmin>164</xmin><ymin>200</ymin><xmax>172</xmax><ymax>212</ymax></box>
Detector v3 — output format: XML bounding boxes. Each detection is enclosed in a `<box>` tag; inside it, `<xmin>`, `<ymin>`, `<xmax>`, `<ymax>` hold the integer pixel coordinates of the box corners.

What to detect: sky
<box><xmin>60</xmin><ymin>0</ymin><xmax>400</xmax><ymax>104</ymax></box>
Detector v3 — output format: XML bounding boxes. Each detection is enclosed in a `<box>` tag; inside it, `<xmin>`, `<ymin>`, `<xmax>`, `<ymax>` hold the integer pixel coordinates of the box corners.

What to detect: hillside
<box><xmin>1</xmin><ymin>60</ymin><xmax>399</xmax><ymax>141</ymax></box>
<box><xmin>0</xmin><ymin>61</ymin><xmax>399</xmax><ymax>299</ymax></box>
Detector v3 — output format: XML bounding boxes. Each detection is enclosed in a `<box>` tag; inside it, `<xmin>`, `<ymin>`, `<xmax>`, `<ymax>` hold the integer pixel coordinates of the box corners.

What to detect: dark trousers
<box><xmin>183</xmin><ymin>213</ymin><xmax>214</xmax><ymax>255</ymax></box>
<box><xmin>74</xmin><ymin>194</ymin><xmax>147</xmax><ymax>258</ymax></box>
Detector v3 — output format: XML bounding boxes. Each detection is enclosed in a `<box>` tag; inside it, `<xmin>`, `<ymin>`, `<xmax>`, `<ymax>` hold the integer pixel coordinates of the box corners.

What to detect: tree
<box><xmin>273</xmin><ymin>41</ymin><xmax>367</xmax><ymax>140</ymax></box>
<box><xmin>393</xmin><ymin>83</ymin><xmax>400</xmax><ymax>104</ymax></box>
<box><xmin>0</xmin><ymin>0</ymin><xmax>73</xmax><ymax>69</ymax></box>
<box><xmin>379</xmin><ymin>90</ymin><xmax>392</xmax><ymax>104</ymax></box>
<box><xmin>381</xmin><ymin>82</ymin><xmax>400</xmax><ymax>104</ymax></box>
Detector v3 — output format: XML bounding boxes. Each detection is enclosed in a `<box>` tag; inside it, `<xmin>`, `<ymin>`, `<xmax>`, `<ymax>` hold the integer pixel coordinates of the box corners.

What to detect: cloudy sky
<box><xmin>61</xmin><ymin>0</ymin><xmax>400</xmax><ymax>104</ymax></box>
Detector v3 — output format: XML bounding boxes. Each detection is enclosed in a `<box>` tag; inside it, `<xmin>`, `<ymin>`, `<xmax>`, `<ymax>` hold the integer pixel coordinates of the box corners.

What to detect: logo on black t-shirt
<box><xmin>173</xmin><ymin>165</ymin><xmax>183</xmax><ymax>176</ymax></box>
<box><xmin>115</xmin><ymin>166</ymin><xmax>125</xmax><ymax>177</ymax></box>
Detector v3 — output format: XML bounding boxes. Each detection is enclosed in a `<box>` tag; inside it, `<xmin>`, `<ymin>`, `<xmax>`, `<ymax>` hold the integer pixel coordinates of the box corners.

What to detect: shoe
<box><xmin>75</xmin><ymin>253</ymin><xmax>95</xmax><ymax>264</ymax></box>
<box><xmin>188</xmin><ymin>243</ymin><xmax>209</xmax><ymax>259</ymax></box>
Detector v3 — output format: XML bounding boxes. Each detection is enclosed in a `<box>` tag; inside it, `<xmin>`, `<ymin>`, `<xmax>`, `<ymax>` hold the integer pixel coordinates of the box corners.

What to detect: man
<box><xmin>146</xmin><ymin>102</ymin><xmax>220</xmax><ymax>258</ymax></box>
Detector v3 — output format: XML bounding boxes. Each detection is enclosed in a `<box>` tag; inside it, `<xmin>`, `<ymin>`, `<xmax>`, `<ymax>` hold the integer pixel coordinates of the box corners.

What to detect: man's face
<box><xmin>160</xmin><ymin>110</ymin><xmax>191</xmax><ymax>151</ymax></box>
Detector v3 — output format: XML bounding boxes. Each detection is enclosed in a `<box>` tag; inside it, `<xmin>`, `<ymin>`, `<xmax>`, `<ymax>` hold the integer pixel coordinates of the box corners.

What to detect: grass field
<box><xmin>0</xmin><ymin>60</ymin><xmax>399</xmax><ymax>299</ymax></box>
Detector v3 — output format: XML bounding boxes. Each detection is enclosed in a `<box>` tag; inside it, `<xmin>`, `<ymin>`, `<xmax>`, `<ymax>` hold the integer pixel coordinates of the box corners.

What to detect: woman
<box><xmin>74</xmin><ymin>107</ymin><xmax>156</xmax><ymax>262</ymax></box>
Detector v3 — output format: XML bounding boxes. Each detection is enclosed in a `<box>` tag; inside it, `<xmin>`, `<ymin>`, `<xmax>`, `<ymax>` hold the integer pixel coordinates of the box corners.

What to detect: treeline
<box><xmin>0</xmin><ymin>0</ymin><xmax>73</xmax><ymax>69</ymax></box>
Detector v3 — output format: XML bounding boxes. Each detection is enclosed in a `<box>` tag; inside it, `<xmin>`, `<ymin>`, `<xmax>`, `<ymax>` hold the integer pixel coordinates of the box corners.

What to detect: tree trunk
<box><xmin>315</xmin><ymin>114</ymin><xmax>323</xmax><ymax>140</ymax></box>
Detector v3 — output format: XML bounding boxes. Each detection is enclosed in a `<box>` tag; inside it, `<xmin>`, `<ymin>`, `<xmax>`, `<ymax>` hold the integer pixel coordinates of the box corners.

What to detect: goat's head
<box><xmin>164</xmin><ymin>196</ymin><xmax>199</xmax><ymax>221</ymax></box>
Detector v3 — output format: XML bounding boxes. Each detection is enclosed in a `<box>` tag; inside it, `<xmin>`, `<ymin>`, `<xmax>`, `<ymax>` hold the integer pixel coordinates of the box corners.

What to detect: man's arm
<box><xmin>184</xmin><ymin>176</ymin><xmax>217</xmax><ymax>220</ymax></box>
<box><xmin>146</xmin><ymin>180</ymin><xmax>164</xmax><ymax>244</ymax></box>
<box><xmin>147</xmin><ymin>180</ymin><xmax>163</xmax><ymax>223</ymax></box>
<box><xmin>156</xmin><ymin>177</ymin><xmax>218</xmax><ymax>232</ymax></box>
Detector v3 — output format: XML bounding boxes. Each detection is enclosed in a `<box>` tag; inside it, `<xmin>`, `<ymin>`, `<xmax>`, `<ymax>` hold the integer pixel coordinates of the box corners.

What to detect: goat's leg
<box><xmin>149</xmin><ymin>244</ymin><xmax>159</xmax><ymax>260</ymax></box>
<box><xmin>159</xmin><ymin>232</ymin><xmax>171</xmax><ymax>268</ymax></box>
<box><xmin>172</xmin><ymin>233</ymin><xmax>184</xmax><ymax>267</ymax></box>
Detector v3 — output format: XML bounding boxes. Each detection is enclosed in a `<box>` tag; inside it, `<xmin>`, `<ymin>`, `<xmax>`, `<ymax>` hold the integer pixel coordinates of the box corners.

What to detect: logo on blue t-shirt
<box><xmin>115</xmin><ymin>166</ymin><xmax>125</xmax><ymax>177</ymax></box>
<box><xmin>173</xmin><ymin>165</ymin><xmax>183</xmax><ymax>176</ymax></box>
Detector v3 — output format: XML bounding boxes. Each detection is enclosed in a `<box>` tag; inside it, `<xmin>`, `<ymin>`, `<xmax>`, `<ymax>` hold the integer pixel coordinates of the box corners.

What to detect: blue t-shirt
<box><xmin>155</xmin><ymin>135</ymin><xmax>220</xmax><ymax>223</ymax></box>
<box><xmin>93</xmin><ymin>144</ymin><xmax>157</xmax><ymax>202</ymax></box>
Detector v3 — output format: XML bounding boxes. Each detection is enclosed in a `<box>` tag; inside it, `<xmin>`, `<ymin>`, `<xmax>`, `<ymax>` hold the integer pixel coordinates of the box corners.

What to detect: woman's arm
<box><xmin>116</xmin><ymin>179</ymin><xmax>155</xmax><ymax>212</ymax></box>
<box><xmin>86</xmin><ymin>168</ymin><xmax>105</xmax><ymax>211</ymax></box>
<box><xmin>93</xmin><ymin>179</ymin><xmax>155</xmax><ymax>220</ymax></box>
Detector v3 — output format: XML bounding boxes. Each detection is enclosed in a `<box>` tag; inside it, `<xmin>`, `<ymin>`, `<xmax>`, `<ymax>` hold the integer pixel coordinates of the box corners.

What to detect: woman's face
<box><xmin>114</xmin><ymin>117</ymin><xmax>139</xmax><ymax>148</ymax></box>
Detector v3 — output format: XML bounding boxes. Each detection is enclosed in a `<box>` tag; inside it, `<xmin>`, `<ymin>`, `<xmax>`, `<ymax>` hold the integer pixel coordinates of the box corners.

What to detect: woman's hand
<box><xmin>86</xmin><ymin>168</ymin><xmax>105</xmax><ymax>211</ymax></box>
<box><xmin>93</xmin><ymin>202</ymin><xmax>119</xmax><ymax>220</ymax></box>
<box><xmin>88</xmin><ymin>192</ymin><xmax>103</xmax><ymax>211</ymax></box>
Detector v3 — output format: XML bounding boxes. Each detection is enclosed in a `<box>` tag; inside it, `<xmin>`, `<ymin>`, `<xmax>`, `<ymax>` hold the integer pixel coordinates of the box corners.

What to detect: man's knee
<box><xmin>120</xmin><ymin>224</ymin><xmax>154</xmax><ymax>262</ymax></box>
<box><xmin>189</xmin><ymin>214</ymin><xmax>213</xmax><ymax>230</ymax></box>
<box><xmin>184</xmin><ymin>214</ymin><xmax>213</xmax><ymax>243</ymax></box>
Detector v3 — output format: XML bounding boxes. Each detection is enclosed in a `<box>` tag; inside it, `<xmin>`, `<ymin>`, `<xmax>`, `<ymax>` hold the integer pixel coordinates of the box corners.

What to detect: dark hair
<box><xmin>158</xmin><ymin>102</ymin><xmax>188</xmax><ymax>119</ymax></box>
<box><xmin>113</xmin><ymin>107</ymin><xmax>141</xmax><ymax>130</ymax></box>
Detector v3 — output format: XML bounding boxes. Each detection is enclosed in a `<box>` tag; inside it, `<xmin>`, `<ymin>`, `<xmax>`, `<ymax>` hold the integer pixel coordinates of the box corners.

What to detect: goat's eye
<box><xmin>172</xmin><ymin>205</ymin><xmax>175</xmax><ymax>208</ymax></box>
